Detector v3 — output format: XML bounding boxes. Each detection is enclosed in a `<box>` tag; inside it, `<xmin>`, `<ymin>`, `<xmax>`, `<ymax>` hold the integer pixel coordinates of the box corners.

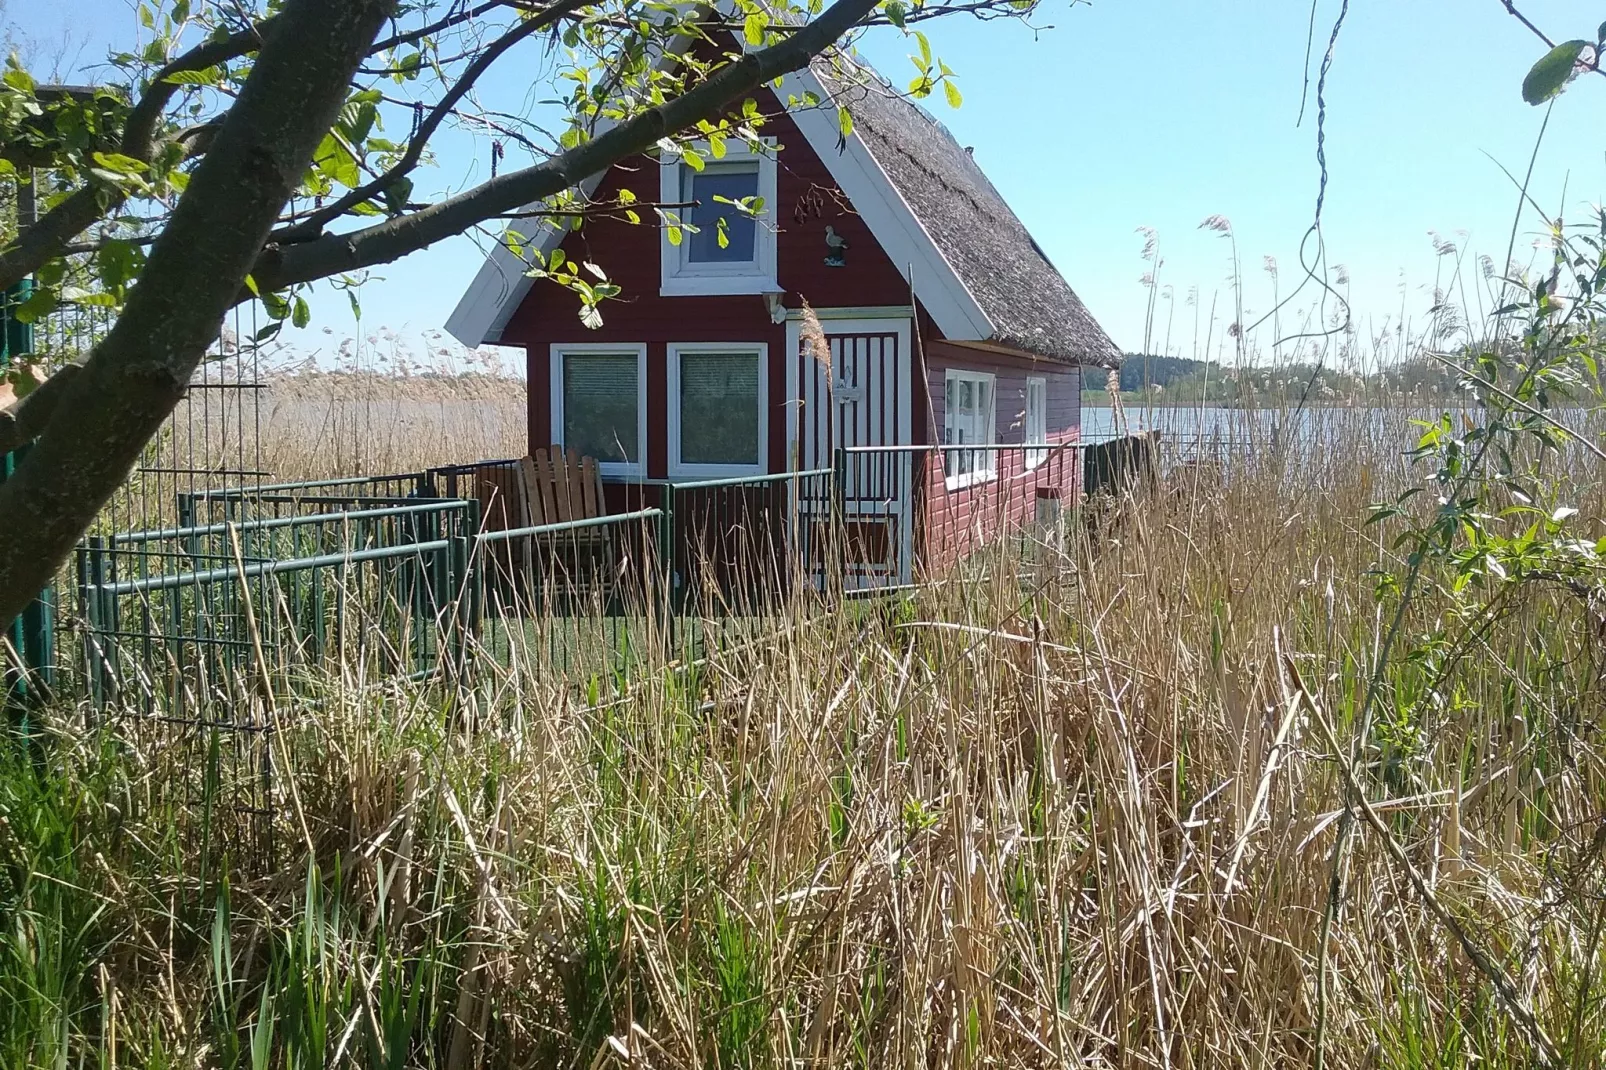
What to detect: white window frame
<box><xmin>943</xmin><ymin>368</ymin><xmax>997</xmax><ymax>490</ymax></box>
<box><xmin>1025</xmin><ymin>376</ymin><xmax>1048</xmax><ymax>469</ymax></box>
<box><xmin>549</xmin><ymin>342</ymin><xmax>649</xmax><ymax>480</ymax></box>
<box><xmin>659</xmin><ymin>139</ymin><xmax>779</xmax><ymax>297</ymax></box>
<box><xmin>667</xmin><ymin>342</ymin><xmax>769</xmax><ymax>478</ymax></box>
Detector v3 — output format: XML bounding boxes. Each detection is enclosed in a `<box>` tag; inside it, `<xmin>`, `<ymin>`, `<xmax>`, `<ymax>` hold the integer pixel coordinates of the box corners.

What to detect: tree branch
<box><xmin>1500</xmin><ymin>1</ymin><xmax>1606</xmax><ymax>81</ymax></box>
<box><xmin>273</xmin><ymin>0</ymin><xmax>589</xmax><ymax>245</ymax></box>
<box><xmin>0</xmin><ymin>365</ymin><xmax>82</xmax><ymax>456</ymax></box>
<box><xmin>0</xmin><ymin>187</ymin><xmax>111</xmax><ymax>292</ymax></box>
<box><xmin>253</xmin><ymin>0</ymin><xmax>880</xmax><ymax>292</ymax></box>
<box><xmin>0</xmin><ymin>20</ymin><xmax>273</xmax><ymax>291</ymax></box>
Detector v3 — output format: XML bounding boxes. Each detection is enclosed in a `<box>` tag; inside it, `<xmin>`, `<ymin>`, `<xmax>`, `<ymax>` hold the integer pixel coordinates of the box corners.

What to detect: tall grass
<box><xmin>4</xmin><ymin>398</ymin><xmax>1604</xmax><ymax>1067</ymax></box>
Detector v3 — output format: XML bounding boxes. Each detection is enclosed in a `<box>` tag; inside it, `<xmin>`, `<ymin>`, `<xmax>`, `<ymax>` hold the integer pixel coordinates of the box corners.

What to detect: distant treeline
<box><xmin>1086</xmin><ymin>354</ymin><xmax>1470</xmax><ymax>404</ymax></box>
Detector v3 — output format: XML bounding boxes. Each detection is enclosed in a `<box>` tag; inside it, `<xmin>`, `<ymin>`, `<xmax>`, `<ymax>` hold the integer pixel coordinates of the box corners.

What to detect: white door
<box><xmin>785</xmin><ymin>313</ymin><xmax>914</xmax><ymax>584</ymax></box>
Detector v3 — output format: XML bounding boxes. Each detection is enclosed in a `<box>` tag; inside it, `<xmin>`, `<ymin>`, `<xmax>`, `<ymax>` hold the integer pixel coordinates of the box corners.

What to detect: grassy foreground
<box><xmin>3</xmin><ymin>402</ymin><xmax>1605</xmax><ymax>1069</ymax></box>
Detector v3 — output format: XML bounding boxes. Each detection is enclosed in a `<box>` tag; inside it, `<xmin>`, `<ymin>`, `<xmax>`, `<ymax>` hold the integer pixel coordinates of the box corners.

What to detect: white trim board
<box><xmin>659</xmin><ymin>138</ymin><xmax>780</xmax><ymax>297</ymax></box>
<box><xmin>666</xmin><ymin>341</ymin><xmax>770</xmax><ymax>478</ymax></box>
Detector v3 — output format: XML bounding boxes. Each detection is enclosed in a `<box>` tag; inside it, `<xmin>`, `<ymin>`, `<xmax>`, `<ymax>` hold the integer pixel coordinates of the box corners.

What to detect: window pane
<box><xmin>687</xmin><ymin>165</ymin><xmax>758</xmax><ymax>263</ymax></box>
<box><xmin>563</xmin><ymin>352</ymin><xmax>638</xmax><ymax>464</ymax></box>
<box><xmin>680</xmin><ymin>351</ymin><xmax>760</xmax><ymax>465</ymax></box>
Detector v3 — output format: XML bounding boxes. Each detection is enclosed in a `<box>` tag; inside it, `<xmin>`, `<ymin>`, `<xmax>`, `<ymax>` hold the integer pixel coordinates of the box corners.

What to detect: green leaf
<box><xmin>667</xmin><ymin>224</ymin><xmax>683</xmax><ymax>247</ymax></box>
<box><xmin>91</xmin><ymin>151</ymin><xmax>147</xmax><ymax>175</ymax></box>
<box><xmin>883</xmin><ymin>0</ymin><xmax>907</xmax><ymax>28</ymax></box>
<box><xmin>381</xmin><ymin>175</ymin><xmax>412</xmax><ymax>215</ymax></box>
<box><xmin>161</xmin><ymin>67</ymin><xmax>221</xmax><ymax>86</ymax></box>
<box><xmin>15</xmin><ymin>288</ymin><xmax>56</xmax><ymax>323</ymax></box>
<box><xmin>914</xmin><ymin>30</ymin><xmax>931</xmax><ymax>66</ymax></box>
<box><xmin>838</xmin><ymin>106</ymin><xmax>853</xmax><ymax>138</ymax></box>
<box><xmin>291</xmin><ymin>296</ymin><xmax>310</xmax><ymax>329</ymax></box>
<box><xmin>943</xmin><ymin>79</ymin><xmax>962</xmax><ymax>109</ymax></box>
<box><xmin>682</xmin><ymin>148</ymin><xmax>704</xmax><ymax>171</ymax></box>
<box><xmin>2</xmin><ymin>58</ymin><xmax>35</xmax><ymax>94</ymax></box>
<box><xmin>1522</xmin><ymin>39</ymin><xmax>1588</xmax><ymax>105</ymax></box>
<box><xmin>743</xmin><ymin>12</ymin><xmax>766</xmax><ymax>46</ymax></box>
<box><xmin>313</xmin><ymin>131</ymin><xmax>360</xmax><ymax>188</ymax></box>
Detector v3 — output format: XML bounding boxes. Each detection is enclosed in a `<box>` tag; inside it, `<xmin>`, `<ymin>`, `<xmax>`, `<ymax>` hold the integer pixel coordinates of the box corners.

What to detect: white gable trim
<box><xmin>446</xmin><ymin>44</ymin><xmax>997</xmax><ymax>347</ymax></box>
<box><xmin>773</xmin><ymin>67</ymin><xmax>992</xmax><ymax>343</ymax></box>
<box><xmin>445</xmin><ymin>176</ymin><xmax>605</xmax><ymax>346</ymax></box>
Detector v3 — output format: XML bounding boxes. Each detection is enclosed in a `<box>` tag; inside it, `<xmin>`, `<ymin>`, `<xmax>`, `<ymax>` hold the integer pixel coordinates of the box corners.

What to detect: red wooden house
<box><xmin>446</xmin><ymin>50</ymin><xmax>1117</xmax><ymax>587</ymax></box>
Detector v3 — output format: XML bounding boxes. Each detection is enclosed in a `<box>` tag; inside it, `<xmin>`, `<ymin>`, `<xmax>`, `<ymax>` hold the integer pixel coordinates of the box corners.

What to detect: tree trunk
<box><xmin>0</xmin><ymin>0</ymin><xmax>396</xmax><ymax>625</ymax></box>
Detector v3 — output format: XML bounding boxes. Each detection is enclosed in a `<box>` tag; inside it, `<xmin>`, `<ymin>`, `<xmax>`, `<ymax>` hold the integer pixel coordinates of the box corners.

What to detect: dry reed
<box><xmin>6</xmin><ymin>401</ymin><xmax>1604</xmax><ymax>1068</ymax></box>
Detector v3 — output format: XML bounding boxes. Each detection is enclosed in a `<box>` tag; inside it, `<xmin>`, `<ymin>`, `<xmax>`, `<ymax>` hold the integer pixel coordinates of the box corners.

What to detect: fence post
<box><xmin>447</xmin><ymin>533</ymin><xmax>471</xmax><ymax>677</ymax></box>
<box><xmin>657</xmin><ymin>486</ymin><xmax>677</xmax><ymax>648</ymax></box>
<box><xmin>2</xmin><ymin>279</ymin><xmax>56</xmax><ymax>704</ymax></box>
<box><xmin>83</xmin><ymin>537</ymin><xmax>110</xmax><ymax>711</ymax></box>
<box><xmin>832</xmin><ymin>448</ymin><xmax>848</xmax><ymax>596</ymax></box>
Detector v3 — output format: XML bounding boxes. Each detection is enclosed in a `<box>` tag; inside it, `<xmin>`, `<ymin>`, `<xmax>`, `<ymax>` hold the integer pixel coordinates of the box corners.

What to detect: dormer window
<box><xmin>660</xmin><ymin>140</ymin><xmax>778</xmax><ymax>296</ymax></box>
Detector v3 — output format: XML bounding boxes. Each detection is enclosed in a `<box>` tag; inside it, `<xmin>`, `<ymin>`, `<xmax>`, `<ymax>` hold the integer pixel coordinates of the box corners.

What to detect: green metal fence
<box><xmin>75</xmin><ymin>499</ymin><xmax>478</xmax><ymax>712</ymax></box>
<box><xmin>44</xmin><ymin>440</ymin><xmax>1094</xmax><ymax>713</ymax></box>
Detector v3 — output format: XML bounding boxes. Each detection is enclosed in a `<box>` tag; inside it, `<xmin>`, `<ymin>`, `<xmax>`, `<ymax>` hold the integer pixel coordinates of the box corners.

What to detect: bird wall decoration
<box><xmin>824</xmin><ymin>225</ymin><xmax>849</xmax><ymax>267</ymax></box>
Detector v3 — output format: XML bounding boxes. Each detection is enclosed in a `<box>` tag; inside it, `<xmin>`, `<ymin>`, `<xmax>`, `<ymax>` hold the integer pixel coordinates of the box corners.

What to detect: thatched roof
<box><xmin>812</xmin><ymin>56</ymin><xmax>1119</xmax><ymax>366</ymax></box>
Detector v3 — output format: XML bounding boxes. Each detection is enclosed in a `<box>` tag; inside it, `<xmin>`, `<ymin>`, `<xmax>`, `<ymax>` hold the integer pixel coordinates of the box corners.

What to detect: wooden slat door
<box><xmin>786</xmin><ymin>313</ymin><xmax>914</xmax><ymax>585</ymax></box>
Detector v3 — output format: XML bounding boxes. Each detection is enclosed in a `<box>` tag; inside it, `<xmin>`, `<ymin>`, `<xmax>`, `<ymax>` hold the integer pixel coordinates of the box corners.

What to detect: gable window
<box><xmin>668</xmin><ymin>342</ymin><xmax>768</xmax><ymax>477</ymax></box>
<box><xmin>943</xmin><ymin>368</ymin><xmax>995</xmax><ymax>489</ymax></box>
<box><xmin>1025</xmin><ymin>376</ymin><xmax>1048</xmax><ymax>469</ymax></box>
<box><xmin>550</xmin><ymin>343</ymin><xmax>647</xmax><ymax>479</ymax></box>
<box><xmin>660</xmin><ymin>141</ymin><xmax>778</xmax><ymax>296</ymax></box>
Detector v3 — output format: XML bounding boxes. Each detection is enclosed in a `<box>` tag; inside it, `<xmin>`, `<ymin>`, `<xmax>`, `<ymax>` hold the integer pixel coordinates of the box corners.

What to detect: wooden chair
<box><xmin>516</xmin><ymin>446</ymin><xmax>613</xmax><ymax>604</ymax></box>
<box><xmin>518</xmin><ymin>446</ymin><xmax>606</xmax><ymax>528</ymax></box>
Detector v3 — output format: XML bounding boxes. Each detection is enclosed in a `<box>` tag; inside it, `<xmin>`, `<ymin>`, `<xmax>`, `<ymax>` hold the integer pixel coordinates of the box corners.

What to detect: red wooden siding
<box><xmin>919</xmin><ymin>350</ymin><xmax>1081</xmax><ymax>570</ymax></box>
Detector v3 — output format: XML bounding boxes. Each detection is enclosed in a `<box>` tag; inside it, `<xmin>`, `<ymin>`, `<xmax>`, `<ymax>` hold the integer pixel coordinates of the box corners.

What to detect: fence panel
<box><xmin>75</xmin><ymin>500</ymin><xmax>476</xmax><ymax>712</ymax></box>
<box><xmin>471</xmin><ymin>509</ymin><xmax>665</xmax><ymax>679</ymax></box>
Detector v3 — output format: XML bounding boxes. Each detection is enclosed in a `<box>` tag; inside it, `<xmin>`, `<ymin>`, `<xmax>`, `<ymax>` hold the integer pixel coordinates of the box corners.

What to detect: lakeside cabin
<box><xmin>444</xmin><ymin>50</ymin><xmax>1118</xmax><ymax>588</ymax></box>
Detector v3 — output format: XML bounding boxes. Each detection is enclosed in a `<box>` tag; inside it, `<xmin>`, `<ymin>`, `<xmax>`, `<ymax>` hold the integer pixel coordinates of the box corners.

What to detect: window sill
<box><xmin>661</xmin><ymin>274</ymin><xmax>781</xmax><ymax>298</ymax></box>
<box><xmin>596</xmin><ymin>462</ymin><xmax>645</xmax><ymax>482</ymax></box>
<box><xmin>668</xmin><ymin>462</ymin><xmax>765</xmax><ymax>481</ymax></box>
<box><xmin>944</xmin><ymin>469</ymin><xmax>997</xmax><ymax>491</ymax></box>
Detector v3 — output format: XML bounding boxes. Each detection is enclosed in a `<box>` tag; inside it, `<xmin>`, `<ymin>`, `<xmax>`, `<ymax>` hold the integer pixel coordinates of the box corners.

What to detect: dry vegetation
<box><xmin>259</xmin><ymin>371</ymin><xmax>528</xmax><ymax>480</ymax></box>
<box><xmin>5</xmin><ymin>397</ymin><xmax>1606</xmax><ymax>1069</ymax></box>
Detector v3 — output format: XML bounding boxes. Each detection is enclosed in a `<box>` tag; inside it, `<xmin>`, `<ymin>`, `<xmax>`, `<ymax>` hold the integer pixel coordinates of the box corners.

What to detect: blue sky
<box><xmin>10</xmin><ymin>0</ymin><xmax>1604</xmax><ymax>362</ymax></box>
